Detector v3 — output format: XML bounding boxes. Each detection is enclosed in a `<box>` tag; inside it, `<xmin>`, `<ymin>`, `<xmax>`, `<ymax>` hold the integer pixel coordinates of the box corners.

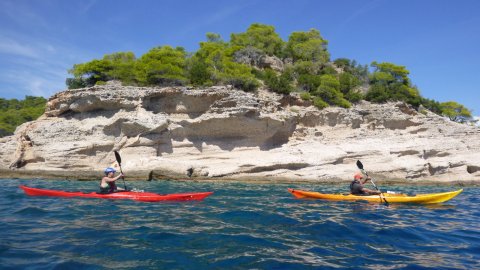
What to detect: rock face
<box><xmin>1</xmin><ymin>84</ymin><xmax>479</xmax><ymax>183</ymax></box>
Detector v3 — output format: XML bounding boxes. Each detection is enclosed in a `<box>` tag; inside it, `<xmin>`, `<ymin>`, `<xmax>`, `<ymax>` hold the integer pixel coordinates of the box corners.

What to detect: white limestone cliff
<box><xmin>1</xmin><ymin>83</ymin><xmax>479</xmax><ymax>183</ymax></box>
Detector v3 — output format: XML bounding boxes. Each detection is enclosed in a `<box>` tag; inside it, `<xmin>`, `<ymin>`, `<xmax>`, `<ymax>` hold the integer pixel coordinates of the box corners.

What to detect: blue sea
<box><xmin>1</xmin><ymin>179</ymin><xmax>479</xmax><ymax>269</ymax></box>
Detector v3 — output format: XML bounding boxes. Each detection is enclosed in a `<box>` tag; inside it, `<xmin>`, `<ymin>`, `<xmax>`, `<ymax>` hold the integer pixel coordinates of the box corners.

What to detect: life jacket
<box><xmin>350</xmin><ymin>179</ymin><xmax>365</xmax><ymax>195</ymax></box>
<box><xmin>108</xmin><ymin>181</ymin><xmax>117</xmax><ymax>193</ymax></box>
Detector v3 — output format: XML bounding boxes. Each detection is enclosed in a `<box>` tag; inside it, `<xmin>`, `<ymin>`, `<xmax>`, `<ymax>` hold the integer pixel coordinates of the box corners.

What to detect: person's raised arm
<box><xmin>362</xmin><ymin>176</ymin><xmax>371</xmax><ymax>184</ymax></box>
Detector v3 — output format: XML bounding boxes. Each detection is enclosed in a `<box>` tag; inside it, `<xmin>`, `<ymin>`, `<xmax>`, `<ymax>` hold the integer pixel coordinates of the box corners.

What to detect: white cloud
<box><xmin>0</xmin><ymin>67</ymin><xmax>66</xmax><ymax>98</ymax></box>
<box><xmin>0</xmin><ymin>36</ymin><xmax>39</xmax><ymax>58</ymax></box>
<box><xmin>0</xmin><ymin>28</ymin><xmax>93</xmax><ymax>99</ymax></box>
<box><xmin>474</xmin><ymin>116</ymin><xmax>480</xmax><ymax>127</ymax></box>
<box><xmin>28</xmin><ymin>79</ymin><xmax>48</xmax><ymax>97</ymax></box>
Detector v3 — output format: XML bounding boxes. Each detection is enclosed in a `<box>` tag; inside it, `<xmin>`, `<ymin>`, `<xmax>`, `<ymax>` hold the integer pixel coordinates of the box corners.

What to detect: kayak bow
<box><xmin>288</xmin><ymin>188</ymin><xmax>463</xmax><ymax>204</ymax></box>
<box><xmin>20</xmin><ymin>185</ymin><xmax>213</xmax><ymax>202</ymax></box>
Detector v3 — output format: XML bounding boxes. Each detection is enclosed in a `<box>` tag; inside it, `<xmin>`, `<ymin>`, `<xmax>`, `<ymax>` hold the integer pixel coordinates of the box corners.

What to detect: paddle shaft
<box><xmin>356</xmin><ymin>160</ymin><xmax>388</xmax><ymax>206</ymax></box>
<box><xmin>364</xmin><ymin>170</ymin><xmax>388</xmax><ymax>205</ymax></box>
<box><xmin>114</xmin><ymin>151</ymin><xmax>127</xmax><ymax>190</ymax></box>
<box><xmin>363</xmin><ymin>170</ymin><xmax>379</xmax><ymax>190</ymax></box>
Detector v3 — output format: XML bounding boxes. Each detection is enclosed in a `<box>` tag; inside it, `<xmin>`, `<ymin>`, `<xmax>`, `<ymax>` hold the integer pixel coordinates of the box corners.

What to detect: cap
<box><xmin>104</xmin><ymin>167</ymin><xmax>116</xmax><ymax>174</ymax></box>
<box><xmin>354</xmin><ymin>173</ymin><xmax>363</xmax><ymax>180</ymax></box>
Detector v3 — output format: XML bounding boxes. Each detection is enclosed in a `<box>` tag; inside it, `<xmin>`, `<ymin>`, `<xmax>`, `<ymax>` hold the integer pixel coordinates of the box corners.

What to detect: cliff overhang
<box><xmin>1</xmin><ymin>84</ymin><xmax>479</xmax><ymax>183</ymax></box>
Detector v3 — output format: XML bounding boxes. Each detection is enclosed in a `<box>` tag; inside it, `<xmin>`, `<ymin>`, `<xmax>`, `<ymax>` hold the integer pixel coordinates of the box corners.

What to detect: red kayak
<box><xmin>20</xmin><ymin>185</ymin><xmax>213</xmax><ymax>202</ymax></box>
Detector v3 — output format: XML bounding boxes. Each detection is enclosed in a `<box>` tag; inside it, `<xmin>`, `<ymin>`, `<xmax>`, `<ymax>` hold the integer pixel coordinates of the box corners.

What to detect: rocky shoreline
<box><xmin>1</xmin><ymin>169</ymin><xmax>478</xmax><ymax>187</ymax></box>
<box><xmin>1</xmin><ymin>84</ymin><xmax>479</xmax><ymax>184</ymax></box>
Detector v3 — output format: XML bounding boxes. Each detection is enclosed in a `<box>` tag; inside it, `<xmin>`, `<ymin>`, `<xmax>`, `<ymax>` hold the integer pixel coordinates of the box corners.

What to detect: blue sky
<box><xmin>0</xmin><ymin>0</ymin><xmax>479</xmax><ymax>115</ymax></box>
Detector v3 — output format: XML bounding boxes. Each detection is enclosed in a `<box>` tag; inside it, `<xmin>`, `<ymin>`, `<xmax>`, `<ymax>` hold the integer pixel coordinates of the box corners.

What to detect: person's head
<box><xmin>353</xmin><ymin>172</ymin><xmax>364</xmax><ymax>181</ymax></box>
<box><xmin>104</xmin><ymin>167</ymin><xmax>116</xmax><ymax>177</ymax></box>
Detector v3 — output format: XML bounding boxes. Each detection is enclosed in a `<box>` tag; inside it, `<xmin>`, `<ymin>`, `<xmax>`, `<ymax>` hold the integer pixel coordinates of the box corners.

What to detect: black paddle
<box><xmin>114</xmin><ymin>150</ymin><xmax>127</xmax><ymax>190</ymax></box>
<box><xmin>356</xmin><ymin>160</ymin><xmax>389</xmax><ymax>206</ymax></box>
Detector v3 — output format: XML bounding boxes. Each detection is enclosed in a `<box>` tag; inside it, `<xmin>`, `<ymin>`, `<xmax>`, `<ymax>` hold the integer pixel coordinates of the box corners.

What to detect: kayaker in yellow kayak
<box><xmin>99</xmin><ymin>167</ymin><xmax>125</xmax><ymax>194</ymax></box>
<box><xmin>350</xmin><ymin>173</ymin><xmax>382</xmax><ymax>195</ymax></box>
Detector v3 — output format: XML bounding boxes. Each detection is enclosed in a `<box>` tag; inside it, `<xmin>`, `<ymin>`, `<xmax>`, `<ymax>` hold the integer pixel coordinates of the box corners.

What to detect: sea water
<box><xmin>1</xmin><ymin>179</ymin><xmax>479</xmax><ymax>269</ymax></box>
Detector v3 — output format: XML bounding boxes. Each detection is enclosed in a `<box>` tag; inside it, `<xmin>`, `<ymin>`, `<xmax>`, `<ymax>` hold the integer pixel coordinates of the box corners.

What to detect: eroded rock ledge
<box><xmin>1</xmin><ymin>84</ymin><xmax>479</xmax><ymax>183</ymax></box>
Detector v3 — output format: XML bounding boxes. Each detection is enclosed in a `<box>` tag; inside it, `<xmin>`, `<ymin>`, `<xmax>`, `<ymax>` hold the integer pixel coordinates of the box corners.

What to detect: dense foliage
<box><xmin>438</xmin><ymin>101</ymin><xmax>472</xmax><ymax>122</ymax></box>
<box><xmin>66</xmin><ymin>23</ymin><xmax>472</xmax><ymax>123</ymax></box>
<box><xmin>0</xmin><ymin>96</ymin><xmax>47</xmax><ymax>137</ymax></box>
<box><xmin>135</xmin><ymin>46</ymin><xmax>187</xmax><ymax>86</ymax></box>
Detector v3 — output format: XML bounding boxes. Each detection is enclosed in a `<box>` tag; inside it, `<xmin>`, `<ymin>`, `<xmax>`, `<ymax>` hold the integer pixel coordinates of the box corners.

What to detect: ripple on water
<box><xmin>13</xmin><ymin>206</ymin><xmax>50</xmax><ymax>216</ymax></box>
<box><xmin>1</xmin><ymin>179</ymin><xmax>479</xmax><ymax>269</ymax></box>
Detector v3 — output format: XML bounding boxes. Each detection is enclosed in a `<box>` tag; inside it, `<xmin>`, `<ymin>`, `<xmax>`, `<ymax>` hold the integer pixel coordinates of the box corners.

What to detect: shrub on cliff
<box><xmin>419</xmin><ymin>98</ymin><xmax>442</xmax><ymax>115</ymax></box>
<box><xmin>134</xmin><ymin>46</ymin><xmax>188</xmax><ymax>86</ymax></box>
<box><xmin>220</xmin><ymin>61</ymin><xmax>259</xmax><ymax>91</ymax></box>
<box><xmin>230</xmin><ymin>23</ymin><xmax>284</xmax><ymax>56</ymax></box>
<box><xmin>313</xmin><ymin>97</ymin><xmax>328</xmax><ymax>109</ymax></box>
<box><xmin>366</xmin><ymin>62</ymin><xmax>421</xmax><ymax>106</ymax></box>
<box><xmin>334</xmin><ymin>58</ymin><xmax>369</xmax><ymax>80</ymax></box>
<box><xmin>188</xmin><ymin>34</ymin><xmax>260</xmax><ymax>91</ymax></box>
<box><xmin>284</xmin><ymin>29</ymin><xmax>330</xmax><ymax>63</ymax></box>
<box><xmin>439</xmin><ymin>101</ymin><xmax>472</xmax><ymax>122</ymax></box>
<box><xmin>293</xmin><ymin>61</ymin><xmax>323</xmax><ymax>92</ymax></box>
<box><xmin>104</xmin><ymin>52</ymin><xmax>136</xmax><ymax>84</ymax></box>
<box><xmin>313</xmin><ymin>75</ymin><xmax>351</xmax><ymax>108</ymax></box>
<box><xmin>67</xmin><ymin>52</ymin><xmax>136</xmax><ymax>89</ymax></box>
<box><xmin>186</xmin><ymin>56</ymin><xmax>213</xmax><ymax>86</ymax></box>
<box><xmin>187</xmin><ymin>36</ymin><xmax>226</xmax><ymax>86</ymax></box>
<box><xmin>0</xmin><ymin>96</ymin><xmax>46</xmax><ymax>137</ymax></box>
<box><xmin>233</xmin><ymin>46</ymin><xmax>266</xmax><ymax>67</ymax></box>
<box><xmin>67</xmin><ymin>59</ymin><xmax>111</xmax><ymax>88</ymax></box>
<box><xmin>297</xmin><ymin>74</ymin><xmax>322</xmax><ymax>92</ymax></box>
<box><xmin>264</xmin><ymin>69</ymin><xmax>294</xmax><ymax>94</ymax></box>
<box><xmin>62</xmin><ymin>23</ymin><xmax>472</xmax><ymax>122</ymax></box>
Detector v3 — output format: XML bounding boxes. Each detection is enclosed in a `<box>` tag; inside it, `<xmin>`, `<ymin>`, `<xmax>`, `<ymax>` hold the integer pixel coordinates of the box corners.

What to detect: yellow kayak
<box><xmin>288</xmin><ymin>188</ymin><xmax>463</xmax><ymax>204</ymax></box>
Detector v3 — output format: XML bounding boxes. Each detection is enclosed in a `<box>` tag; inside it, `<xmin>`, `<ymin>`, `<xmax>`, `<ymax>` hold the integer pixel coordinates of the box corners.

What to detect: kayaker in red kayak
<box><xmin>350</xmin><ymin>173</ymin><xmax>382</xmax><ymax>195</ymax></box>
<box><xmin>99</xmin><ymin>167</ymin><xmax>125</xmax><ymax>194</ymax></box>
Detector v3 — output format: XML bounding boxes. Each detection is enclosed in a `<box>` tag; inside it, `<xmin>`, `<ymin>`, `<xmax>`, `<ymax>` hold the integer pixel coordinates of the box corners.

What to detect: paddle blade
<box><xmin>114</xmin><ymin>151</ymin><xmax>122</xmax><ymax>165</ymax></box>
<box><xmin>356</xmin><ymin>160</ymin><xmax>364</xmax><ymax>170</ymax></box>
